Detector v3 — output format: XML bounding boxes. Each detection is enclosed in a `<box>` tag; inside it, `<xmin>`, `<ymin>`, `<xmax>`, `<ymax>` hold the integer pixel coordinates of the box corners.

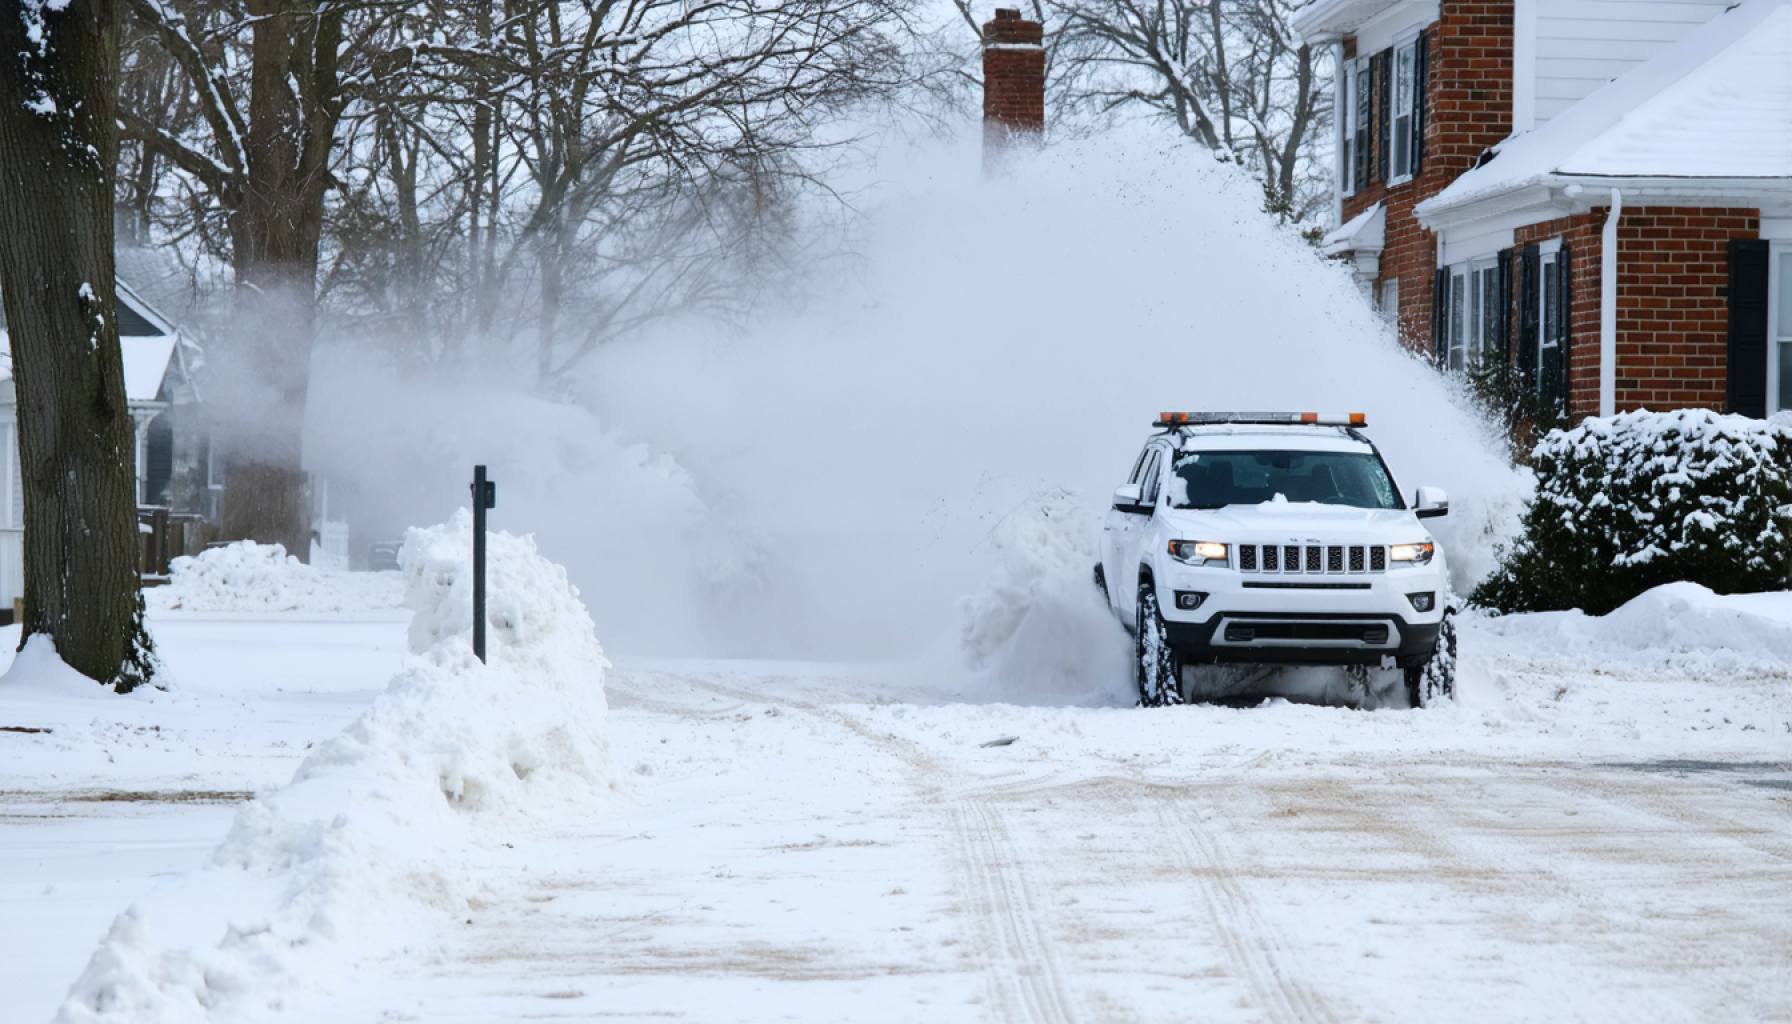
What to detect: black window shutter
<box><xmin>1432</xmin><ymin>267</ymin><xmax>1450</xmax><ymax>364</ymax></box>
<box><xmin>1375</xmin><ymin>50</ymin><xmax>1392</xmax><ymax>183</ymax></box>
<box><xmin>1412</xmin><ymin>32</ymin><xmax>1429</xmax><ymax>176</ymax></box>
<box><xmin>1518</xmin><ymin>244</ymin><xmax>1540</xmax><ymax>387</ymax></box>
<box><xmin>1497</xmin><ymin>249</ymin><xmax>1514</xmax><ymax>360</ymax></box>
<box><xmin>1727</xmin><ymin>239</ymin><xmax>1770</xmax><ymax>417</ymax></box>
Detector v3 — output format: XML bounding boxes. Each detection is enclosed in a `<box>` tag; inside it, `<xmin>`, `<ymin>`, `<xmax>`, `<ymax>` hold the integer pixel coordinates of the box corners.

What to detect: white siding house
<box><xmin>1521</xmin><ymin>0</ymin><xmax>1735</xmax><ymax>129</ymax></box>
<box><xmin>0</xmin><ymin>281</ymin><xmax>200</xmax><ymax>610</ymax></box>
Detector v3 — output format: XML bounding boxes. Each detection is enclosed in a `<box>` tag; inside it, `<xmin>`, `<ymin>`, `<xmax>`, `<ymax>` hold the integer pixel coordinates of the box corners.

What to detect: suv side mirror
<box><xmin>1415</xmin><ymin>485</ymin><xmax>1449</xmax><ymax>519</ymax></box>
<box><xmin>1113</xmin><ymin>483</ymin><xmax>1150</xmax><ymax>515</ymax></box>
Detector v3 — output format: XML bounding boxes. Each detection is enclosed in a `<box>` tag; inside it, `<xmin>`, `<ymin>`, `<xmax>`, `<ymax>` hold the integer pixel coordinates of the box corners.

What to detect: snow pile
<box><xmin>56</xmin><ymin>513</ymin><xmax>610</xmax><ymax>1023</ymax></box>
<box><xmin>1469</xmin><ymin>581</ymin><xmax>1792</xmax><ymax>677</ymax></box>
<box><xmin>145</xmin><ymin>541</ymin><xmax>405</xmax><ymax>615</ymax></box>
<box><xmin>953</xmin><ymin>492</ymin><xmax>1134</xmax><ymax>706</ymax></box>
<box><xmin>1476</xmin><ymin>408</ymin><xmax>1792</xmax><ymax>614</ymax></box>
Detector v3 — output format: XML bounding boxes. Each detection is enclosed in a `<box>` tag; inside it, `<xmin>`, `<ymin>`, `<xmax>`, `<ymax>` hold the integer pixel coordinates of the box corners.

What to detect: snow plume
<box><xmin>951</xmin><ymin>491</ymin><xmax>1135</xmax><ymax>706</ymax></box>
<box><xmin>56</xmin><ymin>516</ymin><xmax>610</xmax><ymax>1024</ymax></box>
<box><xmin>303</xmin><ymin>347</ymin><xmax>744</xmax><ymax>655</ymax></box>
<box><xmin>579</xmin><ymin>126</ymin><xmax>1526</xmax><ymax>665</ymax></box>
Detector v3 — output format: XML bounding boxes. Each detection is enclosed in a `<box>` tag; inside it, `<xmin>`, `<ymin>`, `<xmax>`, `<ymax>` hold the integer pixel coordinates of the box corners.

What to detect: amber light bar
<box><xmin>1155</xmin><ymin>411</ymin><xmax>1368</xmax><ymax>428</ymax></box>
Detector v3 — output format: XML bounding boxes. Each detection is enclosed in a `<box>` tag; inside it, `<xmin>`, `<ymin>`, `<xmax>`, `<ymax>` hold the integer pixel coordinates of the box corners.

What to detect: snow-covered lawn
<box><xmin>7</xmin><ymin>587</ymin><xmax>1787</xmax><ymax>1022</ymax></box>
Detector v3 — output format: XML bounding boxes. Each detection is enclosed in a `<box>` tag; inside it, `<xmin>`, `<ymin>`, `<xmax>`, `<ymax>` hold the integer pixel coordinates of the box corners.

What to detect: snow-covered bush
<box><xmin>57</xmin><ymin>513</ymin><xmax>610</xmax><ymax>1023</ymax></box>
<box><xmin>1474</xmin><ymin>409</ymin><xmax>1792</xmax><ymax>614</ymax></box>
<box><xmin>146</xmin><ymin>541</ymin><xmax>404</xmax><ymax>614</ymax></box>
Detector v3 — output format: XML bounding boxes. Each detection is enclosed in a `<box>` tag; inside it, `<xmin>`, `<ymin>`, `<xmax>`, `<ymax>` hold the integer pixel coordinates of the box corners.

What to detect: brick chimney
<box><xmin>981</xmin><ymin>8</ymin><xmax>1044</xmax><ymax>165</ymax></box>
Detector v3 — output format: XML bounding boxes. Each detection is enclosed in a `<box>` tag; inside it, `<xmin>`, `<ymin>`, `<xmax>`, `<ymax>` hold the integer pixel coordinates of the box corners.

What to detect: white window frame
<box><xmin>1537</xmin><ymin>239</ymin><xmax>1564</xmax><ymax>396</ymax></box>
<box><xmin>1771</xmin><ymin>243</ymin><xmax>1790</xmax><ymax>415</ymax></box>
<box><xmin>1341</xmin><ymin>56</ymin><xmax>1364</xmax><ymax>197</ymax></box>
<box><xmin>1446</xmin><ymin>259</ymin><xmax>1500</xmax><ymax>370</ymax></box>
<box><xmin>1389</xmin><ymin>36</ymin><xmax>1420</xmax><ymax>184</ymax></box>
<box><xmin>1469</xmin><ymin>257</ymin><xmax>1499</xmax><ymax>363</ymax></box>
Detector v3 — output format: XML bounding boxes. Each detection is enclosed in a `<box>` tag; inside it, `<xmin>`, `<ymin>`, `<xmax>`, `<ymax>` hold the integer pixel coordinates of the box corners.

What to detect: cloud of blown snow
<box><xmin>577</xmin><ymin>126</ymin><xmax>1526</xmax><ymax>665</ymax></box>
<box><xmin>299</xmin><ymin>123</ymin><xmax>1524</xmax><ymax>680</ymax></box>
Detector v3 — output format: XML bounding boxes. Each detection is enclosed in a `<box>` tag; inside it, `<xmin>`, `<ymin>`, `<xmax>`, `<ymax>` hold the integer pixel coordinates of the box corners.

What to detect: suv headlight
<box><xmin>1168</xmin><ymin>540</ymin><xmax>1229</xmax><ymax>567</ymax></box>
<box><xmin>1389</xmin><ymin>541</ymin><xmax>1435</xmax><ymax>566</ymax></box>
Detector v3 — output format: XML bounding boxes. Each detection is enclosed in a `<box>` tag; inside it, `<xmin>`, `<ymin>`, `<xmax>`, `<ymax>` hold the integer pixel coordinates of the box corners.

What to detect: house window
<box><xmin>1342</xmin><ymin>58</ymin><xmax>1369</xmax><ymax>196</ymax></box>
<box><xmin>1445</xmin><ymin>260</ymin><xmax>1501</xmax><ymax>370</ymax></box>
<box><xmin>1378</xmin><ymin>277</ymin><xmax>1400</xmax><ymax>323</ymax></box>
<box><xmin>1773</xmin><ymin>245</ymin><xmax>1792</xmax><ymax>414</ymax></box>
<box><xmin>1</xmin><ymin>420</ymin><xmax>17</xmax><ymax>531</ymax></box>
<box><xmin>1539</xmin><ymin>247</ymin><xmax>1562</xmax><ymax>391</ymax></box>
<box><xmin>1391</xmin><ymin>40</ymin><xmax>1418</xmax><ymax>181</ymax></box>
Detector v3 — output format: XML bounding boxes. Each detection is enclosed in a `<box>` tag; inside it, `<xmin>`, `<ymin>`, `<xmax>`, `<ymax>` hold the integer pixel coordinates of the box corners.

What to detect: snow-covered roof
<box><xmin>0</xmin><ymin>282</ymin><xmax>183</xmax><ymax>404</ymax></box>
<box><xmin>1422</xmin><ymin>0</ymin><xmax>1792</xmax><ymax>218</ymax></box>
<box><xmin>1322</xmin><ymin>202</ymin><xmax>1385</xmax><ymax>256</ymax></box>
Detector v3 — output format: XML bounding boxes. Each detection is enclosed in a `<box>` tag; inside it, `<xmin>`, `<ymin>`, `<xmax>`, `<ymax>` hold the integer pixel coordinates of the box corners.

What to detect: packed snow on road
<box><xmin>2</xmin><ymin>136</ymin><xmax>1789</xmax><ymax>1024</ymax></box>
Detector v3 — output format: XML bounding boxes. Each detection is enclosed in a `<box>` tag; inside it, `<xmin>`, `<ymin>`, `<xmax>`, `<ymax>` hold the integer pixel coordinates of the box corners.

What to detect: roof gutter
<box><xmin>1419</xmin><ymin>176</ymin><xmax>1792</xmax><ymax>230</ymax></box>
<box><xmin>1600</xmin><ymin>188</ymin><xmax>1623</xmax><ymax>417</ymax></box>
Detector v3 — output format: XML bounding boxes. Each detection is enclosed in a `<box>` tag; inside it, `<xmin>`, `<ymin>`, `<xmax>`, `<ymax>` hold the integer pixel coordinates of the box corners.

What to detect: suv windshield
<box><xmin>1169</xmin><ymin>450</ymin><xmax>1401</xmax><ymax>510</ymax></box>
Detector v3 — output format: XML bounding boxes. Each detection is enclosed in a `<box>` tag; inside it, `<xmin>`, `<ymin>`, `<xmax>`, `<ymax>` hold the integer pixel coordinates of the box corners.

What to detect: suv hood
<box><xmin>1159</xmin><ymin>501</ymin><xmax>1422</xmax><ymax>542</ymax></box>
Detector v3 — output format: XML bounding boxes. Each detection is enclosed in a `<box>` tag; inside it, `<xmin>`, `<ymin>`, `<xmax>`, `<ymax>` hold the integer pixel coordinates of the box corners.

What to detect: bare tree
<box><xmin>119</xmin><ymin>0</ymin><xmax>404</xmax><ymax>557</ymax></box>
<box><xmin>1049</xmin><ymin>0</ymin><xmax>1329</xmax><ymax>222</ymax></box>
<box><xmin>0</xmin><ymin>0</ymin><xmax>156</xmax><ymax>688</ymax></box>
<box><xmin>314</xmin><ymin>0</ymin><xmax>910</xmax><ymax>382</ymax></box>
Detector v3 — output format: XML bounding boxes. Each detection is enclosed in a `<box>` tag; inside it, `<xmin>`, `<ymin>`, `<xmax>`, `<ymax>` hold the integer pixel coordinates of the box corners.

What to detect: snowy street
<box><xmin>308</xmin><ymin>657</ymin><xmax>1792</xmax><ymax>1024</ymax></box>
<box><xmin>12</xmin><ymin>604</ymin><xmax>1785</xmax><ymax>1023</ymax></box>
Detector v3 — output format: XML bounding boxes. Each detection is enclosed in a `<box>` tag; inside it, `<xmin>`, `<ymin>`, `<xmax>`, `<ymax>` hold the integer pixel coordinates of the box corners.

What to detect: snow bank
<box><xmin>953</xmin><ymin>492</ymin><xmax>1134</xmax><ymax>706</ymax></box>
<box><xmin>56</xmin><ymin>513</ymin><xmax>610</xmax><ymax>1023</ymax></box>
<box><xmin>0</xmin><ymin>634</ymin><xmax>103</xmax><ymax>694</ymax></box>
<box><xmin>145</xmin><ymin>541</ymin><xmax>404</xmax><ymax>615</ymax></box>
<box><xmin>1469</xmin><ymin>581</ymin><xmax>1792</xmax><ymax>677</ymax></box>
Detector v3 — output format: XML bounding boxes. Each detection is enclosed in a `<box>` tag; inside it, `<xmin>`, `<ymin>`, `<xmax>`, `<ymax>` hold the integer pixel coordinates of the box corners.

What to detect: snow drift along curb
<box><xmin>56</xmin><ymin>512</ymin><xmax>610</xmax><ymax>1023</ymax></box>
<box><xmin>1469</xmin><ymin>581</ymin><xmax>1792</xmax><ymax>676</ymax></box>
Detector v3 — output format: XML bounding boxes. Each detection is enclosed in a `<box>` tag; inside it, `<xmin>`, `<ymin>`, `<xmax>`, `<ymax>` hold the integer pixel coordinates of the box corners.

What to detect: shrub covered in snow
<box><xmin>57</xmin><ymin>513</ymin><xmax>610</xmax><ymax>1023</ymax></box>
<box><xmin>146</xmin><ymin>541</ymin><xmax>405</xmax><ymax>614</ymax></box>
<box><xmin>1474</xmin><ymin>409</ymin><xmax>1792</xmax><ymax>614</ymax></box>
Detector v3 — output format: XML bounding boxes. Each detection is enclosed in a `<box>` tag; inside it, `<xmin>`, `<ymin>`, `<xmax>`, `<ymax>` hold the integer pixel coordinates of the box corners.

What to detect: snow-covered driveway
<box><xmin>309</xmin><ymin>649</ymin><xmax>1792</xmax><ymax>1024</ymax></box>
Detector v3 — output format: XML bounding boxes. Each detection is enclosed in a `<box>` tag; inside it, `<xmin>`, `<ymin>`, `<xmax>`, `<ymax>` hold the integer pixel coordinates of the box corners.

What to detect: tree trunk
<box><xmin>0</xmin><ymin>0</ymin><xmax>156</xmax><ymax>689</ymax></box>
<box><xmin>212</xmin><ymin>0</ymin><xmax>343</xmax><ymax>559</ymax></box>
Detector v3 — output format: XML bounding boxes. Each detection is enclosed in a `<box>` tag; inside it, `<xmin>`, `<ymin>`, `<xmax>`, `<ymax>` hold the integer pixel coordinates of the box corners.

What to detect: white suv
<box><xmin>1097</xmin><ymin>412</ymin><xmax>1456</xmax><ymax>708</ymax></box>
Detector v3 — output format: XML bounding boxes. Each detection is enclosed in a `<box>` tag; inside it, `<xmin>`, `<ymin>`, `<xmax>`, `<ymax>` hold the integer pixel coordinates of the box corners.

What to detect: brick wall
<box><xmin>982</xmin><ymin>9</ymin><xmax>1045</xmax><ymax>156</ymax></box>
<box><xmin>1514</xmin><ymin>208</ymin><xmax>1759</xmax><ymax>417</ymax></box>
<box><xmin>1341</xmin><ymin>1</ymin><xmax>1514</xmax><ymax>355</ymax></box>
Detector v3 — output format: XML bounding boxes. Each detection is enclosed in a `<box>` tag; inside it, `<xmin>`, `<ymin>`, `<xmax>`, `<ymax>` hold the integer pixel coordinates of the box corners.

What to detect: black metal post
<box><xmin>471</xmin><ymin>464</ymin><xmax>494</xmax><ymax>662</ymax></box>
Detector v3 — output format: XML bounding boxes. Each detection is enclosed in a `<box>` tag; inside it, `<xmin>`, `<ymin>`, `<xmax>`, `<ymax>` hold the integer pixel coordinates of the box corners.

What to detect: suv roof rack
<box><xmin>1154</xmin><ymin>411</ymin><xmax>1367</xmax><ymax>429</ymax></box>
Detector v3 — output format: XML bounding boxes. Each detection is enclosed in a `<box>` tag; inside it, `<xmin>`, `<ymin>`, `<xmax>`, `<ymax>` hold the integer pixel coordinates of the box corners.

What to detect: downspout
<box><xmin>1600</xmin><ymin>188</ymin><xmax>1623</xmax><ymax>417</ymax></box>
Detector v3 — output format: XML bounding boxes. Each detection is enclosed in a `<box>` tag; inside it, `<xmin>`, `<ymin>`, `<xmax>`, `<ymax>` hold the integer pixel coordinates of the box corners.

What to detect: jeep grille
<box><xmin>1234</xmin><ymin>543</ymin><xmax>1388</xmax><ymax>576</ymax></box>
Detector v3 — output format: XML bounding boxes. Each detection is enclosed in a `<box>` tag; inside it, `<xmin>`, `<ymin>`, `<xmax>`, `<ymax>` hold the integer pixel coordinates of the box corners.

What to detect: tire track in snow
<box><xmin>950</xmin><ymin>796</ymin><xmax>1078</xmax><ymax>1024</ymax></box>
<box><xmin>675</xmin><ymin>672</ymin><xmax>1083</xmax><ymax>1024</ymax></box>
<box><xmin>1153</xmin><ymin>797</ymin><xmax>1340</xmax><ymax>1024</ymax></box>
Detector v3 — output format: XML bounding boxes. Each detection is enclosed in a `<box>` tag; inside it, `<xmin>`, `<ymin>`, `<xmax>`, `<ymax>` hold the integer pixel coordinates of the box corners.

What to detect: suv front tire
<box><xmin>1136</xmin><ymin>585</ymin><xmax>1184</xmax><ymax>708</ymax></box>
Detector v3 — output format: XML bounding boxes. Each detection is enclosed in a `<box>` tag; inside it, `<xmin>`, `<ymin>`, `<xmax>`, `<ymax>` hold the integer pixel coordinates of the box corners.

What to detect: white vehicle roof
<box><xmin>1171</xmin><ymin>425</ymin><xmax>1374</xmax><ymax>454</ymax></box>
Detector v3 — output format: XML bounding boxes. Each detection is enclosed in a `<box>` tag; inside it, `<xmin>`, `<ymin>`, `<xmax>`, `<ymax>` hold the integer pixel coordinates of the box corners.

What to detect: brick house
<box><xmin>1294</xmin><ymin>0</ymin><xmax>1792</xmax><ymax>419</ymax></box>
